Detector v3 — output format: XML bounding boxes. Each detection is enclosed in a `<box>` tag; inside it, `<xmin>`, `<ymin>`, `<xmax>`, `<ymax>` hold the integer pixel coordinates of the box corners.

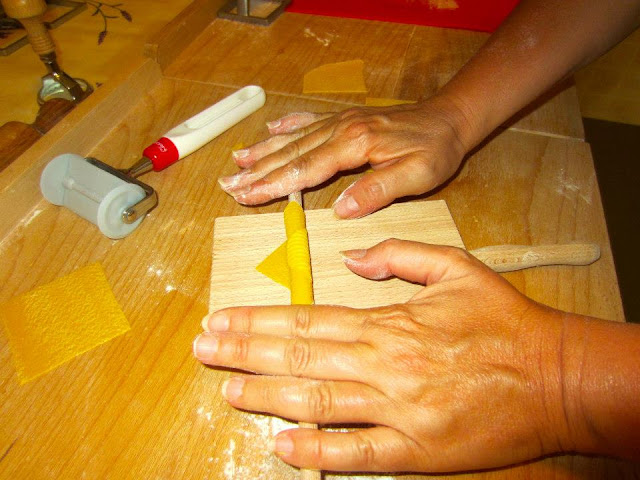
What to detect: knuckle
<box><xmin>441</xmin><ymin>245</ymin><xmax>474</xmax><ymax>265</ymax></box>
<box><xmin>230</xmin><ymin>335</ymin><xmax>251</xmax><ymax>363</ymax></box>
<box><xmin>286</xmin><ymin>338</ymin><xmax>314</xmax><ymax>376</ymax></box>
<box><xmin>241</xmin><ymin>307</ymin><xmax>259</xmax><ymax>333</ymax></box>
<box><xmin>352</xmin><ymin>432</ymin><xmax>379</xmax><ymax>467</ymax></box>
<box><xmin>285</xmin><ymin>155</ymin><xmax>311</xmax><ymax>182</ymax></box>
<box><xmin>378</xmin><ymin>237</ymin><xmax>404</xmax><ymax>251</ymax></box>
<box><xmin>402</xmin><ymin>158</ymin><xmax>439</xmax><ymax>194</ymax></box>
<box><xmin>371</xmin><ymin>303</ymin><xmax>417</xmax><ymax>333</ymax></box>
<box><xmin>281</xmin><ymin>140</ymin><xmax>301</xmax><ymax>159</ymax></box>
<box><xmin>299</xmin><ymin>123</ymin><xmax>317</xmax><ymax>137</ymax></box>
<box><xmin>358</xmin><ymin>179</ymin><xmax>387</xmax><ymax>203</ymax></box>
<box><xmin>308</xmin><ymin>434</ymin><xmax>325</xmax><ymax>467</ymax></box>
<box><xmin>340</xmin><ymin>120</ymin><xmax>373</xmax><ymax>143</ymax></box>
<box><xmin>410</xmin><ymin>157</ymin><xmax>438</xmax><ymax>178</ymax></box>
<box><xmin>292</xmin><ymin>306</ymin><xmax>313</xmax><ymax>337</ymax></box>
<box><xmin>306</xmin><ymin>382</ymin><xmax>335</xmax><ymax>420</ymax></box>
<box><xmin>338</xmin><ymin>107</ymin><xmax>364</xmax><ymax>121</ymax></box>
<box><xmin>265</xmin><ymin>133</ymin><xmax>289</xmax><ymax>148</ymax></box>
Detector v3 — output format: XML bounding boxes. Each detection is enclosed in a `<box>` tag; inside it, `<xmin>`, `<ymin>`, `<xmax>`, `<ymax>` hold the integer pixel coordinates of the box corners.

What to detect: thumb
<box><xmin>333</xmin><ymin>154</ymin><xmax>448</xmax><ymax>219</ymax></box>
<box><xmin>272</xmin><ymin>426</ymin><xmax>423</xmax><ymax>472</ymax></box>
<box><xmin>341</xmin><ymin>239</ymin><xmax>480</xmax><ymax>285</ymax></box>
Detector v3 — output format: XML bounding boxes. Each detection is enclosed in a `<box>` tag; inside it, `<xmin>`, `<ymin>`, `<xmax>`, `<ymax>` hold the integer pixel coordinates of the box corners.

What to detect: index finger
<box><xmin>202</xmin><ymin>304</ymin><xmax>368</xmax><ymax>341</ymax></box>
<box><xmin>232</xmin><ymin>137</ymin><xmax>365</xmax><ymax>205</ymax></box>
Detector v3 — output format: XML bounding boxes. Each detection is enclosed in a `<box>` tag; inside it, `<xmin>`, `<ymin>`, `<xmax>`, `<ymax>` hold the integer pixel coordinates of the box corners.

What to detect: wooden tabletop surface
<box><xmin>0</xmin><ymin>3</ymin><xmax>636</xmax><ymax>478</ymax></box>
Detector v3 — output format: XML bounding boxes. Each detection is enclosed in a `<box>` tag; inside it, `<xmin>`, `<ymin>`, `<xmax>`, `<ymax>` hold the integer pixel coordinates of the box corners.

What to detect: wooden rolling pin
<box><xmin>470</xmin><ymin>243</ymin><xmax>600</xmax><ymax>272</ymax></box>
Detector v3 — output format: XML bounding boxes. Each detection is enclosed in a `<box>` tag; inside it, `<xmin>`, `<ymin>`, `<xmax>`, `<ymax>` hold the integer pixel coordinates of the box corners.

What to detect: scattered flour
<box><xmin>554</xmin><ymin>169</ymin><xmax>593</xmax><ymax>205</ymax></box>
<box><xmin>215</xmin><ymin>412</ymin><xmax>397</xmax><ymax>479</ymax></box>
<box><xmin>303</xmin><ymin>27</ymin><xmax>337</xmax><ymax>47</ymax></box>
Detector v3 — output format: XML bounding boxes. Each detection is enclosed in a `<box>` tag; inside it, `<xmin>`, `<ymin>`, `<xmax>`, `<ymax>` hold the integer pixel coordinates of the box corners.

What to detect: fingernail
<box><xmin>193</xmin><ymin>333</ymin><xmax>219</xmax><ymax>360</ymax></box>
<box><xmin>266</xmin><ymin>119</ymin><xmax>281</xmax><ymax>130</ymax></box>
<box><xmin>218</xmin><ymin>175</ymin><xmax>239</xmax><ymax>191</ymax></box>
<box><xmin>270</xmin><ymin>434</ymin><xmax>294</xmax><ymax>456</ymax></box>
<box><xmin>234</xmin><ymin>194</ymin><xmax>250</xmax><ymax>205</ymax></box>
<box><xmin>206</xmin><ymin>312</ymin><xmax>229</xmax><ymax>332</ymax></box>
<box><xmin>218</xmin><ymin>170</ymin><xmax>250</xmax><ymax>191</ymax></box>
<box><xmin>340</xmin><ymin>249</ymin><xmax>368</xmax><ymax>262</ymax></box>
<box><xmin>232</xmin><ymin>149</ymin><xmax>250</xmax><ymax>160</ymax></box>
<box><xmin>222</xmin><ymin>377</ymin><xmax>244</xmax><ymax>402</ymax></box>
<box><xmin>334</xmin><ymin>194</ymin><xmax>360</xmax><ymax>218</ymax></box>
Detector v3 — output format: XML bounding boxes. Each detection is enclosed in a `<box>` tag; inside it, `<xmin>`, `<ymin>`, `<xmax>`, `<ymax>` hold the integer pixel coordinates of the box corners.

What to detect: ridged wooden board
<box><xmin>210</xmin><ymin>200</ymin><xmax>465</xmax><ymax>311</ymax></box>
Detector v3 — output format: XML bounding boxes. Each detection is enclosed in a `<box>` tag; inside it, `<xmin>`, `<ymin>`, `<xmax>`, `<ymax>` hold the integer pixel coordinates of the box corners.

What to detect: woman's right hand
<box><xmin>218</xmin><ymin>95</ymin><xmax>474</xmax><ymax>218</ymax></box>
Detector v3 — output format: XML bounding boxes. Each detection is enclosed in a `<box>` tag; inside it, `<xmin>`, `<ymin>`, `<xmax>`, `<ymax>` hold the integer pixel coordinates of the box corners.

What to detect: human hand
<box><xmin>195</xmin><ymin>240</ymin><xmax>580</xmax><ymax>473</ymax></box>
<box><xmin>218</xmin><ymin>97</ymin><xmax>471</xmax><ymax>218</ymax></box>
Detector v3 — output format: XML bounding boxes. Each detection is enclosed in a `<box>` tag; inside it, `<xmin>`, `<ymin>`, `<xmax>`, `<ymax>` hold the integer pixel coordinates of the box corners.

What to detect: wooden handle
<box><xmin>20</xmin><ymin>16</ymin><xmax>56</xmax><ymax>56</ymax></box>
<box><xmin>0</xmin><ymin>98</ymin><xmax>75</xmax><ymax>171</ymax></box>
<box><xmin>32</xmin><ymin>98</ymin><xmax>75</xmax><ymax>132</ymax></box>
<box><xmin>470</xmin><ymin>243</ymin><xmax>600</xmax><ymax>273</ymax></box>
<box><xmin>299</xmin><ymin>422</ymin><xmax>321</xmax><ymax>480</ymax></box>
<box><xmin>0</xmin><ymin>121</ymin><xmax>41</xmax><ymax>172</ymax></box>
<box><xmin>1</xmin><ymin>0</ymin><xmax>55</xmax><ymax>55</ymax></box>
<box><xmin>1</xmin><ymin>0</ymin><xmax>47</xmax><ymax>18</ymax></box>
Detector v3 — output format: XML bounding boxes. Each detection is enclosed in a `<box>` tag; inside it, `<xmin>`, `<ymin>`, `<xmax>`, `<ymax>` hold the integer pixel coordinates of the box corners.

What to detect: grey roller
<box><xmin>40</xmin><ymin>153</ymin><xmax>146</xmax><ymax>239</ymax></box>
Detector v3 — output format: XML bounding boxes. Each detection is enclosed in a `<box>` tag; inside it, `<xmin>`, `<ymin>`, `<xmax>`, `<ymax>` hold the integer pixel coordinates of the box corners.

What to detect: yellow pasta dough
<box><xmin>1</xmin><ymin>263</ymin><xmax>130</xmax><ymax>383</ymax></box>
<box><xmin>303</xmin><ymin>59</ymin><xmax>368</xmax><ymax>94</ymax></box>
<box><xmin>256</xmin><ymin>202</ymin><xmax>314</xmax><ymax>305</ymax></box>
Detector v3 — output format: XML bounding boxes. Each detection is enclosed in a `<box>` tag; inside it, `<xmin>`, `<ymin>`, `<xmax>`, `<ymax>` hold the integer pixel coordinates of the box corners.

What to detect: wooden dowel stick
<box><xmin>470</xmin><ymin>243</ymin><xmax>600</xmax><ymax>272</ymax></box>
<box><xmin>287</xmin><ymin>191</ymin><xmax>322</xmax><ymax>480</ymax></box>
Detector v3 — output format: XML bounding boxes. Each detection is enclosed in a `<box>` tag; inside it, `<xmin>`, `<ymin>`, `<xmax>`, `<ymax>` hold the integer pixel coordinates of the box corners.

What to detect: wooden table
<box><xmin>0</xmin><ymin>1</ymin><xmax>635</xmax><ymax>478</ymax></box>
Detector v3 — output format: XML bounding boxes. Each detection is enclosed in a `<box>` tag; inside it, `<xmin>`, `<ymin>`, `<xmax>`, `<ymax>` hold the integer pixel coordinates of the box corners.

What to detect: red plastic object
<box><xmin>142</xmin><ymin>137</ymin><xmax>180</xmax><ymax>172</ymax></box>
<box><xmin>287</xmin><ymin>0</ymin><xmax>520</xmax><ymax>32</ymax></box>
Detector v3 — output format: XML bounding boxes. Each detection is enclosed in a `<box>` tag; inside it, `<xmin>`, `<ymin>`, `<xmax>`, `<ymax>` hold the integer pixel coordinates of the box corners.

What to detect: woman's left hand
<box><xmin>194</xmin><ymin>240</ymin><xmax>577</xmax><ymax>473</ymax></box>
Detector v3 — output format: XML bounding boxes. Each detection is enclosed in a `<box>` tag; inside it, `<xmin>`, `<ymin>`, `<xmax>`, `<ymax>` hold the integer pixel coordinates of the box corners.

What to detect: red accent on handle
<box><xmin>142</xmin><ymin>137</ymin><xmax>180</xmax><ymax>171</ymax></box>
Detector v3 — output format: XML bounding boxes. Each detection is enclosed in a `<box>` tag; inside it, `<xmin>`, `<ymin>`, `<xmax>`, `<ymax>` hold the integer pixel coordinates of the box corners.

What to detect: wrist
<box><xmin>517</xmin><ymin>307</ymin><xmax>594</xmax><ymax>456</ymax></box>
<box><xmin>423</xmin><ymin>92</ymin><xmax>485</xmax><ymax>155</ymax></box>
<box><xmin>549</xmin><ymin>312</ymin><xmax>593</xmax><ymax>453</ymax></box>
<box><xmin>519</xmin><ymin>307</ymin><xmax>576</xmax><ymax>455</ymax></box>
<box><xmin>559</xmin><ymin>315</ymin><xmax>640</xmax><ymax>459</ymax></box>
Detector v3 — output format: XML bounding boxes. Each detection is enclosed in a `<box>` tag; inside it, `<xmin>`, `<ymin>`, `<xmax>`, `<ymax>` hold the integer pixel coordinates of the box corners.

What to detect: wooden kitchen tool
<box><xmin>1</xmin><ymin>0</ymin><xmax>91</xmax><ymax>103</ymax></box>
<box><xmin>210</xmin><ymin>200</ymin><xmax>600</xmax><ymax>311</ymax></box>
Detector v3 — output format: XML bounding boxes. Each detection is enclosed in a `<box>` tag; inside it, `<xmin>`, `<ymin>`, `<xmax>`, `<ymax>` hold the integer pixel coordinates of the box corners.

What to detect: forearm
<box><xmin>561</xmin><ymin>314</ymin><xmax>640</xmax><ymax>459</ymax></box>
<box><xmin>436</xmin><ymin>0</ymin><xmax>640</xmax><ymax>150</ymax></box>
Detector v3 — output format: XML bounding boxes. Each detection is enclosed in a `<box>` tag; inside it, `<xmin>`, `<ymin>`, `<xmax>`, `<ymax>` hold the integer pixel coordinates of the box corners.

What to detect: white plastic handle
<box><xmin>165</xmin><ymin>85</ymin><xmax>266</xmax><ymax>159</ymax></box>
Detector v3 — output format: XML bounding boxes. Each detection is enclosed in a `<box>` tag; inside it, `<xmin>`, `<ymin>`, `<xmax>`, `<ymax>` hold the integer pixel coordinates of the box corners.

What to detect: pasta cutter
<box><xmin>40</xmin><ymin>85</ymin><xmax>266</xmax><ymax>239</ymax></box>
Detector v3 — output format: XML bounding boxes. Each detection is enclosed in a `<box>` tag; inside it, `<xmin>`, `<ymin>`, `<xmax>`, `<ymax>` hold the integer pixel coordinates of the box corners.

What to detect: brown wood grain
<box><xmin>0</xmin><ymin>6</ymin><xmax>636</xmax><ymax>480</ymax></box>
<box><xmin>165</xmin><ymin>12</ymin><xmax>584</xmax><ymax>139</ymax></box>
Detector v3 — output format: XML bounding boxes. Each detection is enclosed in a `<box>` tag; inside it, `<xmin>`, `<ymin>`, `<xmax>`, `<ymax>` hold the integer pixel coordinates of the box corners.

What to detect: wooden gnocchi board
<box><xmin>210</xmin><ymin>200</ymin><xmax>464</xmax><ymax>311</ymax></box>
